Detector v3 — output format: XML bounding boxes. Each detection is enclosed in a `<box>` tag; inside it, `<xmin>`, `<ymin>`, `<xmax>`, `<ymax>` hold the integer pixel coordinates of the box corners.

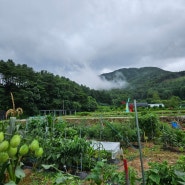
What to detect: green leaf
<box><xmin>149</xmin><ymin>173</ymin><xmax>160</xmax><ymax>184</ymax></box>
<box><xmin>15</xmin><ymin>166</ymin><xmax>25</xmax><ymax>179</ymax></box>
<box><xmin>178</xmin><ymin>181</ymin><xmax>185</xmax><ymax>185</ymax></box>
<box><xmin>55</xmin><ymin>174</ymin><xmax>66</xmax><ymax>184</ymax></box>
<box><xmin>4</xmin><ymin>180</ymin><xmax>17</xmax><ymax>185</ymax></box>
<box><xmin>175</xmin><ymin>170</ymin><xmax>185</xmax><ymax>178</ymax></box>
<box><xmin>41</xmin><ymin>164</ymin><xmax>55</xmax><ymax>170</ymax></box>
<box><xmin>56</xmin><ymin>153</ymin><xmax>61</xmax><ymax>159</ymax></box>
<box><xmin>55</xmin><ymin>177</ymin><xmax>65</xmax><ymax>184</ymax></box>
<box><xmin>149</xmin><ymin>168</ymin><xmax>159</xmax><ymax>174</ymax></box>
<box><xmin>174</xmin><ymin>170</ymin><xmax>185</xmax><ymax>184</ymax></box>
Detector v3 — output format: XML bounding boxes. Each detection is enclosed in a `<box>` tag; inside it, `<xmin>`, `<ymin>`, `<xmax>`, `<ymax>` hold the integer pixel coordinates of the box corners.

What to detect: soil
<box><xmin>18</xmin><ymin>169</ymin><xmax>53</xmax><ymax>185</ymax></box>
<box><xmin>18</xmin><ymin>169</ymin><xmax>32</xmax><ymax>185</ymax></box>
<box><xmin>117</xmin><ymin>142</ymin><xmax>181</xmax><ymax>177</ymax></box>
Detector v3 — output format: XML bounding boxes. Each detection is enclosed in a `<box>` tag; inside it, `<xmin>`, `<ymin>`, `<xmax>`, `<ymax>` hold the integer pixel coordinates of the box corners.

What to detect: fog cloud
<box><xmin>0</xmin><ymin>0</ymin><xmax>185</xmax><ymax>89</ymax></box>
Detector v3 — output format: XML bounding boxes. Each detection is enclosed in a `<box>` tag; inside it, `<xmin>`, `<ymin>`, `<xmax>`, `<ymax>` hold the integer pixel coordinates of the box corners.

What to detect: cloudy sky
<box><xmin>1</xmin><ymin>0</ymin><xmax>185</xmax><ymax>89</ymax></box>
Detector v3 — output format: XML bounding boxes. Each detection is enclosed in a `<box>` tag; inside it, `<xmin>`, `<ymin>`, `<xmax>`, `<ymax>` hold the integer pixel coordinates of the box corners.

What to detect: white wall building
<box><xmin>148</xmin><ymin>103</ymin><xmax>164</xmax><ymax>108</ymax></box>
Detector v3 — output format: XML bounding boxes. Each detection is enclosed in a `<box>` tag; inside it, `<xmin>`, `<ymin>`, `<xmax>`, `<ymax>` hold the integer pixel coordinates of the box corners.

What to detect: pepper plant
<box><xmin>85</xmin><ymin>160</ymin><xmax>125</xmax><ymax>185</ymax></box>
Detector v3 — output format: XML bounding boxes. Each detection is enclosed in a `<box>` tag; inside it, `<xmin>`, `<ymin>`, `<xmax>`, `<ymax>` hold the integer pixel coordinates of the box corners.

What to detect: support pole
<box><xmin>134</xmin><ymin>100</ymin><xmax>145</xmax><ymax>185</ymax></box>
<box><xmin>123</xmin><ymin>159</ymin><xmax>129</xmax><ymax>185</ymax></box>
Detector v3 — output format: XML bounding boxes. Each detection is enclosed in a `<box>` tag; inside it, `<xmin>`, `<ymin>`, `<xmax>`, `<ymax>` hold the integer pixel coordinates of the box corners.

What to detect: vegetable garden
<box><xmin>1</xmin><ymin>111</ymin><xmax>185</xmax><ymax>184</ymax></box>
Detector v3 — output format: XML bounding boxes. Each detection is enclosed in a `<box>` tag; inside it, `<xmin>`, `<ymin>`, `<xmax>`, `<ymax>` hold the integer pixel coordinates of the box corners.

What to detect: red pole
<box><xmin>123</xmin><ymin>159</ymin><xmax>129</xmax><ymax>185</ymax></box>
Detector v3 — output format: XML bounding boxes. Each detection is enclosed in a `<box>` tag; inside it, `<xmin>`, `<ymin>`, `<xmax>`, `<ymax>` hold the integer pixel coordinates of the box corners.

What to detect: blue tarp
<box><xmin>171</xmin><ymin>122</ymin><xmax>180</xmax><ymax>129</ymax></box>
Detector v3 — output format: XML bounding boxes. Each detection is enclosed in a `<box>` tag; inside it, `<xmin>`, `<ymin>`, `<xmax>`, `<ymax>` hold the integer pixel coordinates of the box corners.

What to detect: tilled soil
<box><xmin>118</xmin><ymin>143</ymin><xmax>181</xmax><ymax>177</ymax></box>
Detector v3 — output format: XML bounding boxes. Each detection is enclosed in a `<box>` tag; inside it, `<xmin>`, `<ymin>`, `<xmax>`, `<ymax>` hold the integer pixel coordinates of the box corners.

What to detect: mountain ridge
<box><xmin>100</xmin><ymin>67</ymin><xmax>185</xmax><ymax>100</ymax></box>
<box><xmin>100</xmin><ymin>66</ymin><xmax>185</xmax><ymax>87</ymax></box>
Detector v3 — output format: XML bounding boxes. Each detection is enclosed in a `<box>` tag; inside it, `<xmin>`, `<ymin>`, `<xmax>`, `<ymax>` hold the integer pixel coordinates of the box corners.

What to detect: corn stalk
<box><xmin>6</xmin><ymin>92</ymin><xmax>23</xmax><ymax>119</ymax></box>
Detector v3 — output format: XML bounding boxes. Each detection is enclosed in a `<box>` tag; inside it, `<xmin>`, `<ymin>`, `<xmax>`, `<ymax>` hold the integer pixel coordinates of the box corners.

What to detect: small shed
<box><xmin>91</xmin><ymin>141</ymin><xmax>120</xmax><ymax>159</ymax></box>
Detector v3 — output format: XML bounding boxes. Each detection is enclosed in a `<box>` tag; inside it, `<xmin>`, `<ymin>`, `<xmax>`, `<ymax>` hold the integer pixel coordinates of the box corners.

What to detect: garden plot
<box><xmin>91</xmin><ymin>141</ymin><xmax>121</xmax><ymax>159</ymax></box>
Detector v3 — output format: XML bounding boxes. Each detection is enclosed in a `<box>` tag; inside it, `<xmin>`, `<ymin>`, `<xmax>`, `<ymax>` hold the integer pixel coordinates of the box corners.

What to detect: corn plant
<box><xmin>5</xmin><ymin>92</ymin><xmax>23</xmax><ymax>119</ymax></box>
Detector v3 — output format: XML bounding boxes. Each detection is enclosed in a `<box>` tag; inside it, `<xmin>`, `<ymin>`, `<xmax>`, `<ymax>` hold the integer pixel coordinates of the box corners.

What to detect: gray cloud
<box><xmin>0</xmin><ymin>0</ymin><xmax>185</xmax><ymax>89</ymax></box>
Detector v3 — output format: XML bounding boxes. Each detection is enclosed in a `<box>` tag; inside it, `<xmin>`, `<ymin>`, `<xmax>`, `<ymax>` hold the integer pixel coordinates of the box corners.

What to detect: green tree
<box><xmin>85</xmin><ymin>96</ymin><xmax>98</xmax><ymax>111</ymax></box>
<box><xmin>166</xmin><ymin>96</ymin><xmax>181</xmax><ymax>108</ymax></box>
<box><xmin>180</xmin><ymin>86</ymin><xmax>185</xmax><ymax>99</ymax></box>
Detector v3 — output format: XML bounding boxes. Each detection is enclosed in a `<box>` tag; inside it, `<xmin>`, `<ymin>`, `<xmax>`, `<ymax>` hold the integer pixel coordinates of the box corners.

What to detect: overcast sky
<box><xmin>1</xmin><ymin>0</ymin><xmax>185</xmax><ymax>89</ymax></box>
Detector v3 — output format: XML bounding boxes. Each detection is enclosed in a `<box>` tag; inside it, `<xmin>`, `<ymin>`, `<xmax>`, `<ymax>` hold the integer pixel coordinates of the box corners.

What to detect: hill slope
<box><xmin>100</xmin><ymin>67</ymin><xmax>185</xmax><ymax>100</ymax></box>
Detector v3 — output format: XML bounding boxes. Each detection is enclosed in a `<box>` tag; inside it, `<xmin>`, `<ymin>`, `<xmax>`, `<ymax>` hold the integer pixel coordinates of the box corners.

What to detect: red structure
<box><xmin>129</xmin><ymin>104</ymin><xmax>134</xmax><ymax>112</ymax></box>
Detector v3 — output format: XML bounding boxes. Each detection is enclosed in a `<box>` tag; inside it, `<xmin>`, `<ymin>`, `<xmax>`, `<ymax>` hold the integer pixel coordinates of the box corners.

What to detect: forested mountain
<box><xmin>0</xmin><ymin>60</ymin><xmax>100</xmax><ymax>116</ymax></box>
<box><xmin>0</xmin><ymin>60</ymin><xmax>185</xmax><ymax>117</ymax></box>
<box><xmin>101</xmin><ymin>67</ymin><xmax>185</xmax><ymax>103</ymax></box>
<box><xmin>101</xmin><ymin>67</ymin><xmax>185</xmax><ymax>88</ymax></box>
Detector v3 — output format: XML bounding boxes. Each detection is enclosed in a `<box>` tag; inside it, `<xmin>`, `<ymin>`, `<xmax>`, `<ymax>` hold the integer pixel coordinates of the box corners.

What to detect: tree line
<box><xmin>0</xmin><ymin>60</ymin><xmax>102</xmax><ymax>116</ymax></box>
<box><xmin>0</xmin><ymin>60</ymin><xmax>184</xmax><ymax>117</ymax></box>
